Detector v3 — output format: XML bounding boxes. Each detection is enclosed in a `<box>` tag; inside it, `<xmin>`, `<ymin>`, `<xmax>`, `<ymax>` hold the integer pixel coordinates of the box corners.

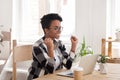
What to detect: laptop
<box><xmin>56</xmin><ymin>53</ymin><xmax>99</xmax><ymax>77</ymax></box>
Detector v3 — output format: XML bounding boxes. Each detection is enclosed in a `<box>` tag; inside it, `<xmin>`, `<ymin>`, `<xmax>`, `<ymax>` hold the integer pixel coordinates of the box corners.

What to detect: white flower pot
<box><xmin>99</xmin><ymin>63</ymin><xmax>107</xmax><ymax>74</ymax></box>
<box><xmin>115</xmin><ymin>32</ymin><xmax>120</xmax><ymax>41</ymax></box>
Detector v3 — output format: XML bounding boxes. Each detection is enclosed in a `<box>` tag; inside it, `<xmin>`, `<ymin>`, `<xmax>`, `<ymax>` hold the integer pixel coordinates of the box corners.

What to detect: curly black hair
<box><xmin>40</xmin><ymin>13</ymin><xmax>63</xmax><ymax>30</ymax></box>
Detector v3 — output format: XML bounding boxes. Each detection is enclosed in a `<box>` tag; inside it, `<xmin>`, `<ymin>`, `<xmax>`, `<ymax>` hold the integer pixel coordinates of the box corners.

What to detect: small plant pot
<box><xmin>115</xmin><ymin>32</ymin><xmax>120</xmax><ymax>41</ymax></box>
<box><xmin>99</xmin><ymin>63</ymin><xmax>107</xmax><ymax>74</ymax></box>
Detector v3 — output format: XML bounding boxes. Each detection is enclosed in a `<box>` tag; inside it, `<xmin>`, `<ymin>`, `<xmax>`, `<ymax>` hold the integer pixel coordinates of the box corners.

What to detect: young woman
<box><xmin>27</xmin><ymin>13</ymin><xmax>78</xmax><ymax>80</ymax></box>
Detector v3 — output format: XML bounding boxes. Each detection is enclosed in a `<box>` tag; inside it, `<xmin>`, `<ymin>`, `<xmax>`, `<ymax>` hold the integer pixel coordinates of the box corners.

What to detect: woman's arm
<box><xmin>33</xmin><ymin>43</ymin><xmax>55</xmax><ymax>73</ymax></box>
<box><xmin>59</xmin><ymin>36</ymin><xmax>78</xmax><ymax>69</ymax></box>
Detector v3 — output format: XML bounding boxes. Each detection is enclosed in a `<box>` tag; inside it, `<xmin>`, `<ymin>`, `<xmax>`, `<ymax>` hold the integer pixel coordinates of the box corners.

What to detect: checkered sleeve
<box><xmin>58</xmin><ymin>41</ymin><xmax>75</xmax><ymax>69</ymax></box>
<box><xmin>33</xmin><ymin>44</ymin><xmax>55</xmax><ymax>72</ymax></box>
<box><xmin>27</xmin><ymin>42</ymin><xmax>55</xmax><ymax>80</ymax></box>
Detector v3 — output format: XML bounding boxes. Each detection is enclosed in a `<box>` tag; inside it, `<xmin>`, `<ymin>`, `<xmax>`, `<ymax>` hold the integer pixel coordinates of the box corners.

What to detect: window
<box><xmin>49</xmin><ymin>0</ymin><xmax>75</xmax><ymax>42</ymax></box>
<box><xmin>13</xmin><ymin>0</ymin><xmax>75</xmax><ymax>43</ymax></box>
<box><xmin>21</xmin><ymin>0</ymin><xmax>41</xmax><ymax>42</ymax></box>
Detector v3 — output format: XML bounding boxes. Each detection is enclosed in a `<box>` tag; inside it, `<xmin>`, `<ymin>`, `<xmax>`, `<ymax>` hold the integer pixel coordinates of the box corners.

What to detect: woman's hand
<box><xmin>44</xmin><ymin>38</ymin><xmax>54</xmax><ymax>58</ymax></box>
<box><xmin>70</xmin><ymin>36</ymin><xmax>78</xmax><ymax>53</ymax></box>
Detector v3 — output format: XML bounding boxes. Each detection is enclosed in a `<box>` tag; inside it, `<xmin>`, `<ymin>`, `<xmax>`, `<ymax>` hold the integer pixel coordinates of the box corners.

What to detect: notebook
<box><xmin>56</xmin><ymin>53</ymin><xmax>99</xmax><ymax>77</ymax></box>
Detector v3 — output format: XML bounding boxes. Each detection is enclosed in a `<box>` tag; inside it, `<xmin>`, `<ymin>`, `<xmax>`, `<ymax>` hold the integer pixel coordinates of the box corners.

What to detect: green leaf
<box><xmin>74</xmin><ymin>36</ymin><xmax>94</xmax><ymax>62</ymax></box>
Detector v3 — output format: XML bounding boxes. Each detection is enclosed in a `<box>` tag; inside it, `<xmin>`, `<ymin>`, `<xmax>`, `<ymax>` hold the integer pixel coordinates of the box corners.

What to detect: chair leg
<box><xmin>13</xmin><ymin>63</ymin><xmax>16</xmax><ymax>80</ymax></box>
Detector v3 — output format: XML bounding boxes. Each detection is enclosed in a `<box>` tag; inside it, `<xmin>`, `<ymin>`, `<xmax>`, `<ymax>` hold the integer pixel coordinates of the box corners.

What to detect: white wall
<box><xmin>76</xmin><ymin>0</ymin><xmax>106</xmax><ymax>54</ymax></box>
<box><xmin>0</xmin><ymin>0</ymin><xmax>12</xmax><ymax>59</ymax></box>
<box><xmin>0</xmin><ymin>0</ymin><xmax>12</xmax><ymax>29</ymax></box>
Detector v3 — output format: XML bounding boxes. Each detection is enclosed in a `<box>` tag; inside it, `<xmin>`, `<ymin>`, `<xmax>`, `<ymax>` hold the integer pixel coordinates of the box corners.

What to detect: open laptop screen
<box><xmin>56</xmin><ymin>53</ymin><xmax>99</xmax><ymax>77</ymax></box>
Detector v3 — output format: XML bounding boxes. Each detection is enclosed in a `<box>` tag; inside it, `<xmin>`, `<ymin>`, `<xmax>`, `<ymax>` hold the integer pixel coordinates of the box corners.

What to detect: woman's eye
<box><xmin>54</xmin><ymin>28</ymin><xmax>58</xmax><ymax>30</ymax></box>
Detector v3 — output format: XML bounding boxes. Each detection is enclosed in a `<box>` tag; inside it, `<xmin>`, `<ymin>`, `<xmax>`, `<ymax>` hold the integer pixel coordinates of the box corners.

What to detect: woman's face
<box><xmin>45</xmin><ymin>20</ymin><xmax>63</xmax><ymax>39</ymax></box>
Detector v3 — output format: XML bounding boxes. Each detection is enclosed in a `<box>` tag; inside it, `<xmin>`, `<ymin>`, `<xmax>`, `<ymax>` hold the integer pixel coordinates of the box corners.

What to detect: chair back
<box><xmin>12</xmin><ymin>40</ymin><xmax>32</xmax><ymax>80</ymax></box>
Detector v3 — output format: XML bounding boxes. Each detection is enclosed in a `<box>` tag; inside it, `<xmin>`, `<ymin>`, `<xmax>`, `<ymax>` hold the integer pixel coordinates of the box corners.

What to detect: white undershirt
<box><xmin>54</xmin><ymin>49</ymin><xmax>60</xmax><ymax>70</ymax></box>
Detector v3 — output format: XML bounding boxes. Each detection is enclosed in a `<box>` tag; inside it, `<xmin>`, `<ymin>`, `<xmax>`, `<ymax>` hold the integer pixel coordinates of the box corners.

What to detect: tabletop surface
<box><xmin>34</xmin><ymin>63</ymin><xmax>120</xmax><ymax>80</ymax></box>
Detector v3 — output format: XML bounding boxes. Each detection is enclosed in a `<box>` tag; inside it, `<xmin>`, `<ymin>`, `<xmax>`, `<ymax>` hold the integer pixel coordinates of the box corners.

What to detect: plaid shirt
<box><xmin>27</xmin><ymin>37</ymin><xmax>75</xmax><ymax>80</ymax></box>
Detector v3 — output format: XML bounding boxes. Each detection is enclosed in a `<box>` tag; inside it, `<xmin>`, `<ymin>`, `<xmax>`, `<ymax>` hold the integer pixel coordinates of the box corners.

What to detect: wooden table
<box><xmin>34</xmin><ymin>63</ymin><xmax>120</xmax><ymax>80</ymax></box>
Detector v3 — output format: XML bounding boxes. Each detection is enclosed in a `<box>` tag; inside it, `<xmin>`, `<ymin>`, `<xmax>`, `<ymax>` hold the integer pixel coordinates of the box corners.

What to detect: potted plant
<box><xmin>97</xmin><ymin>54</ymin><xmax>109</xmax><ymax>74</ymax></box>
<box><xmin>74</xmin><ymin>37</ymin><xmax>94</xmax><ymax>62</ymax></box>
<box><xmin>97</xmin><ymin>54</ymin><xmax>108</xmax><ymax>63</ymax></box>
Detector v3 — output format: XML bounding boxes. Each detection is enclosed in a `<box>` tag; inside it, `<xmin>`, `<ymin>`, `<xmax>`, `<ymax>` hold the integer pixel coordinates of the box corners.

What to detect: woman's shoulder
<box><xmin>33</xmin><ymin>38</ymin><xmax>44</xmax><ymax>47</ymax></box>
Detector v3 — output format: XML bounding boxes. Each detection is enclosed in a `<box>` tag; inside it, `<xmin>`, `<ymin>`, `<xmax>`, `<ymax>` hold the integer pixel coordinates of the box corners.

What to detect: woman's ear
<box><xmin>44</xmin><ymin>28</ymin><xmax>49</xmax><ymax>34</ymax></box>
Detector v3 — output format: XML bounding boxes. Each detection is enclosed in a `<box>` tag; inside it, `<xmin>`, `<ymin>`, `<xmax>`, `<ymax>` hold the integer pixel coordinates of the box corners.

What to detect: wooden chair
<box><xmin>12</xmin><ymin>40</ymin><xmax>32</xmax><ymax>80</ymax></box>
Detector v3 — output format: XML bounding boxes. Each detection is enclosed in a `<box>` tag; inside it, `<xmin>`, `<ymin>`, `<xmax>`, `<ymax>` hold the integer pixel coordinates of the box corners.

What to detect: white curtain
<box><xmin>107</xmin><ymin>0</ymin><xmax>120</xmax><ymax>39</ymax></box>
